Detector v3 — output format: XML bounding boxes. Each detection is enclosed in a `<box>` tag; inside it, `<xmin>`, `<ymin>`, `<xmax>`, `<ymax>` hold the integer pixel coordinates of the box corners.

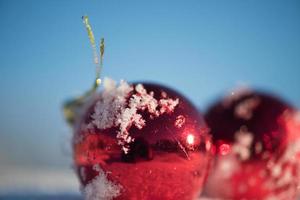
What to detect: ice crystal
<box><xmin>233</xmin><ymin>126</ymin><xmax>253</xmax><ymax>161</ymax></box>
<box><xmin>83</xmin><ymin>165</ymin><xmax>121</xmax><ymax>200</ymax></box>
<box><xmin>234</xmin><ymin>97</ymin><xmax>260</xmax><ymax>120</ymax></box>
<box><xmin>175</xmin><ymin>115</ymin><xmax>186</xmax><ymax>129</ymax></box>
<box><xmin>88</xmin><ymin>78</ymin><xmax>179</xmax><ymax>153</ymax></box>
<box><xmin>91</xmin><ymin>78</ymin><xmax>132</xmax><ymax>130</ymax></box>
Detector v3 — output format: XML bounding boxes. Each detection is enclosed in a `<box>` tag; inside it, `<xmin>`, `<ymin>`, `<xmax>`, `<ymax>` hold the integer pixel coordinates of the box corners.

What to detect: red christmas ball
<box><xmin>203</xmin><ymin>89</ymin><xmax>300</xmax><ymax>199</ymax></box>
<box><xmin>73</xmin><ymin>79</ymin><xmax>211</xmax><ymax>200</ymax></box>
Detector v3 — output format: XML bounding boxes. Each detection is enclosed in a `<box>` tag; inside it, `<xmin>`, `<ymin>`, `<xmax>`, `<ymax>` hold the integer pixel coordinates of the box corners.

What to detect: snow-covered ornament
<box><xmin>203</xmin><ymin>89</ymin><xmax>300</xmax><ymax>200</ymax></box>
<box><xmin>64</xmin><ymin>16</ymin><xmax>211</xmax><ymax>200</ymax></box>
<box><xmin>74</xmin><ymin>80</ymin><xmax>211</xmax><ymax>200</ymax></box>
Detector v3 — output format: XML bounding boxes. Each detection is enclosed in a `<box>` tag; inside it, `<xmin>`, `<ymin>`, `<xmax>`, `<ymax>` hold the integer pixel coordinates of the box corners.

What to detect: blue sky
<box><xmin>0</xmin><ymin>0</ymin><xmax>299</xmax><ymax>185</ymax></box>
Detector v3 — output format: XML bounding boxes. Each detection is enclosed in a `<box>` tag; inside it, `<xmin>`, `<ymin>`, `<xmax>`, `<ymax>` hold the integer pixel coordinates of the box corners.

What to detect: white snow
<box><xmin>233</xmin><ymin>126</ymin><xmax>254</xmax><ymax>161</ymax></box>
<box><xmin>91</xmin><ymin>78</ymin><xmax>133</xmax><ymax>130</ymax></box>
<box><xmin>87</xmin><ymin>78</ymin><xmax>179</xmax><ymax>154</ymax></box>
<box><xmin>234</xmin><ymin>97</ymin><xmax>260</xmax><ymax>120</ymax></box>
<box><xmin>174</xmin><ymin>115</ymin><xmax>186</xmax><ymax>128</ymax></box>
<box><xmin>159</xmin><ymin>98</ymin><xmax>179</xmax><ymax>114</ymax></box>
<box><xmin>83</xmin><ymin>164</ymin><xmax>121</xmax><ymax>200</ymax></box>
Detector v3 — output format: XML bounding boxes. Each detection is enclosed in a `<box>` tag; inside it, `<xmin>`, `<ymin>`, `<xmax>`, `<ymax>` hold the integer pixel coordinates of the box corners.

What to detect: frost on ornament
<box><xmin>73</xmin><ymin>78</ymin><xmax>211</xmax><ymax>200</ymax></box>
<box><xmin>203</xmin><ymin>89</ymin><xmax>300</xmax><ymax>200</ymax></box>
<box><xmin>83</xmin><ymin>164</ymin><xmax>122</xmax><ymax>200</ymax></box>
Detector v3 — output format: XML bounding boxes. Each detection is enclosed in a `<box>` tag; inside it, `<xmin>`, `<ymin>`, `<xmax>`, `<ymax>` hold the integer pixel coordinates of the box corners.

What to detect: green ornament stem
<box><xmin>63</xmin><ymin>16</ymin><xmax>105</xmax><ymax>125</ymax></box>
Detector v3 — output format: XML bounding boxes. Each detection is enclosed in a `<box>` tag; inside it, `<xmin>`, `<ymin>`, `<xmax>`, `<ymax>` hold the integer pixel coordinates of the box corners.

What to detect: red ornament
<box><xmin>203</xmin><ymin>89</ymin><xmax>300</xmax><ymax>199</ymax></box>
<box><xmin>73</xmin><ymin>79</ymin><xmax>211</xmax><ymax>200</ymax></box>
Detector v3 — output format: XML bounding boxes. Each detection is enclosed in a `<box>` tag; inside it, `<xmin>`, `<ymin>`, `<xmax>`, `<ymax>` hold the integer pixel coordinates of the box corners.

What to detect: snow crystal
<box><xmin>91</xmin><ymin>78</ymin><xmax>133</xmax><ymax>130</ymax></box>
<box><xmin>103</xmin><ymin>78</ymin><xmax>116</xmax><ymax>91</ymax></box>
<box><xmin>83</xmin><ymin>165</ymin><xmax>121</xmax><ymax>200</ymax></box>
<box><xmin>218</xmin><ymin>155</ymin><xmax>239</xmax><ymax>178</ymax></box>
<box><xmin>159</xmin><ymin>98</ymin><xmax>179</xmax><ymax>114</ymax></box>
<box><xmin>232</xmin><ymin>126</ymin><xmax>253</xmax><ymax>161</ymax></box>
<box><xmin>234</xmin><ymin>97</ymin><xmax>260</xmax><ymax>120</ymax></box>
<box><xmin>271</xmin><ymin>164</ymin><xmax>282</xmax><ymax>178</ymax></box>
<box><xmin>174</xmin><ymin>115</ymin><xmax>186</xmax><ymax>128</ymax></box>
<box><xmin>93</xmin><ymin>164</ymin><xmax>102</xmax><ymax>172</ymax></box>
<box><xmin>88</xmin><ymin>79</ymin><xmax>179</xmax><ymax>154</ymax></box>
<box><xmin>275</xmin><ymin>167</ymin><xmax>293</xmax><ymax>188</ymax></box>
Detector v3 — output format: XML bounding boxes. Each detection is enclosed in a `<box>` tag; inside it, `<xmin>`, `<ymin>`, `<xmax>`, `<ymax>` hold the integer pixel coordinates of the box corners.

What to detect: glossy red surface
<box><xmin>205</xmin><ymin>92</ymin><xmax>292</xmax><ymax>159</ymax></box>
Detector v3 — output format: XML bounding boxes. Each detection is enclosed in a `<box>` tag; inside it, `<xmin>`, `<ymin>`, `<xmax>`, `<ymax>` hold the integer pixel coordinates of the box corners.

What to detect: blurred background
<box><xmin>0</xmin><ymin>0</ymin><xmax>300</xmax><ymax>198</ymax></box>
